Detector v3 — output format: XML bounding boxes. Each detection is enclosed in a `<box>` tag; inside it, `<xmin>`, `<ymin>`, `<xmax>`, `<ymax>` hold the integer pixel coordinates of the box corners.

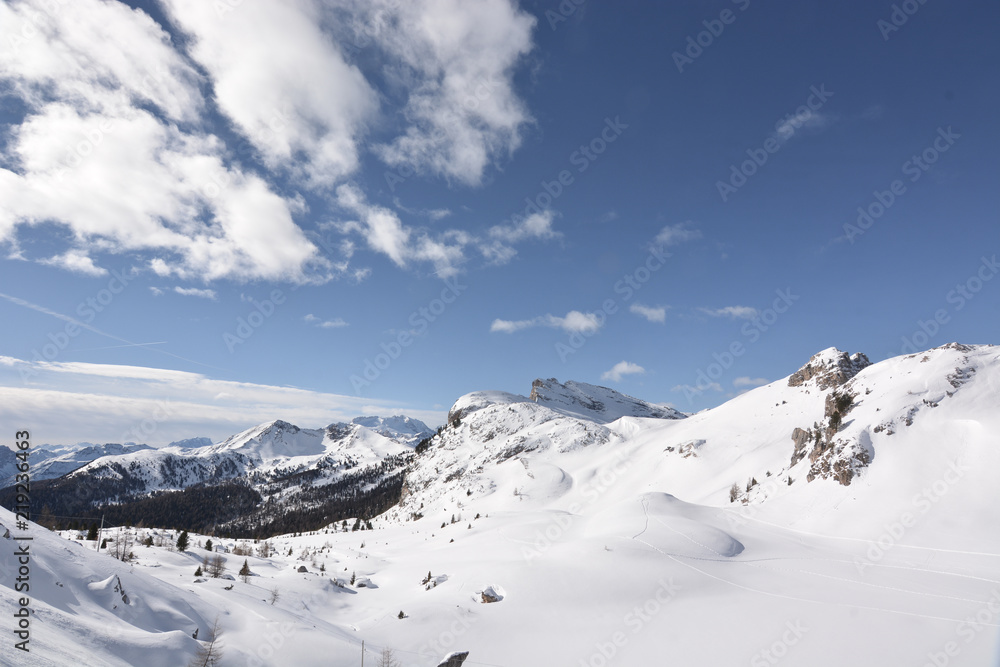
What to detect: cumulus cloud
<box><xmin>0</xmin><ymin>0</ymin><xmax>327</xmax><ymax>284</ymax></box>
<box><xmin>655</xmin><ymin>222</ymin><xmax>702</xmax><ymax>247</ymax></box>
<box><xmin>630</xmin><ymin>303</ymin><xmax>667</xmax><ymax>323</ymax></box>
<box><xmin>335</xmin><ymin>184</ymin><xmax>558</xmax><ymax>276</ymax></box>
<box><xmin>161</xmin><ymin>0</ymin><xmax>378</xmax><ymax>187</ymax></box>
<box><xmin>351</xmin><ymin>0</ymin><xmax>538</xmax><ymax>185</ymax></box>
<box><xmin>174</xmin><ymin>287</ymin><xmax>217</xmax><ymax>300</ymax></box>
<box><xmin>699</xmin><ymin>306</ymin><xmax>759</xmax><ymax>320</ymax></box>
<box><xmin>0</xmin><ymin>0</ymin><xmax>545</xmax><ymax>284</ymax></box>
<box><xmin>601</xmin><ymin>360</ymin><xmax>645</xmax><ymax>382</ymax></box>
<box><xmin>334</xmin><ymin>183</ymin><xmax>467</xmax><ymax>278</ymax></box>
<box><xmin>38</xmin><ymin>250</ymin><xmax>108</xmax><ymax>276</ymax></box>
<box><xmin>490</xmin><ymin>310</ymin><xmax>602</xmax><ymax>335</ymax></box>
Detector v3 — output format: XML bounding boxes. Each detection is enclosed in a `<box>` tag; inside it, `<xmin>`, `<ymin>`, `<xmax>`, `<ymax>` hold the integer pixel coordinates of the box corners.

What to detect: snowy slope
<box><xmin>2</xmin><ymin>344</ymin><xmax>999</xmax><ymax>666</ymax></box>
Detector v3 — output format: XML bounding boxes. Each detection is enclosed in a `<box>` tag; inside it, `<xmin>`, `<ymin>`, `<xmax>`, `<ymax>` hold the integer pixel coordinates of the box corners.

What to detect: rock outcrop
<box><xmin>788</xmin><ymin>348</ymin><xmax>871</xmax><ymax>390</ymax></box>
<box><xmin>437</xmin><ymin>652</ymin><xmax>470</xmax><ymax>667</ymax></box>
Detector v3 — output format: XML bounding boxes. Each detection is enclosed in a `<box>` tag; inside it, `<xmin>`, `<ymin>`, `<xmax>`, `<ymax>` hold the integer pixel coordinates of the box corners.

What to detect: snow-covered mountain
<box><xmin>3</xmin><ymin>344</ymin><xmax>1000</xmax><ymax>666</ymax></box>
<box><xmin>8</xmin><ymin>416</ymin><xmax>434</xmax><ymax>537</ymax></box>
<box><xmin>350</xmin><ymin>415</ymin><xmax>436</xmax><ymax>447</ymax></box>
<box><xmin>397</xmin><ymin>343</ymin><xmax>998</xmax><ymax>526</ymax></box>
<box><xmin>446</xmin><ymin>377</ymin><xmax>685</xmax><ymax>426</ymax></box>
<box><xmin>528</xmin><ymin>377</ymin><xmax>686</xmax><ymax>421</ymax></box>
<box><xmin>63</xmin><ymin>416</ymin><xmax>431</xmax><ymax>492</ymax></box>
<box><xmin>0</xmin><ymin>442</ymin><xmax>153</xmax><ymax>488</ymax></box>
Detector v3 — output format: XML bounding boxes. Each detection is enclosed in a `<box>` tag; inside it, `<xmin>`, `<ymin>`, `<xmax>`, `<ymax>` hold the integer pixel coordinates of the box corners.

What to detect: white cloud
<box><xmin>489</xmin><ymin>210</ymin><xmax>558</xmax><ymax>244</ymax></box>
<box><xmin>335</xmin><ymin>183</ymin><xmax>466</xmax><ymax>278</ymax></box>
<box><xmin>0</xmin><ymin>0</ymin><xmax>204</xmax><ymax>123</ymax></box>
<box><xmin>0</xmin><ymin>356</ymin><xmax>444</xmax><ymax>445</ymax></box>
<box><xmin>161</xmin><ymin>0</ymin><xmax>378</xmax><ymax>188</ymax></box>
<box><xmin>482</xmin><ymin>210</ymin><xmax>559</xmax><ymax>264</ymax></box>
<box><xmin>0</xmin><ymin>0</ymin><xmax>328</xmax><ymax>284</ymax></box>
<box><xmin>733</xmin><ymin>376</ymin><xmax>769</xmax><ymax>388</ymax></box>
<box><xmin>38</xmin><ymin>250</ymin><xmax>108</xmax><ymax>276</ymax></box>
<box><xmin>0</xmin><ymin>0</ymin><xmax>544</xmax><ymax>284</ymax></box>
<box><xmin>699</xmin><ymin>306</ymin><xmax>759</xmax><ymax>320</ymax></box>
<box><xmin>601</xmin><ymin>361</ymin><xmax>645</xmax><ymax>382</ymax></box>
<box><xmin>491</xmin><ymin>310</ymin><xmax>602</xmax><ymax>335</ymax></box>
<box><xmin>305</xmin><ymin>314</ymin><xmax>348</xmax><ymax>329</ymax></box>
<box><xmin>174</xmin><ymin>286</ymin><xmax>217</xmax><ymax>300</ymax></box>
<box><xmin>630</xmin><ymin>303</ymin><xmax>667</xmax><ymax>323</ymax></box>
<box><xmin>489</xmin><ymin>318</ymin><xmax>535</xmax><ymax>334</ymax></box>
<box><xmin>355</xmin><ymin>0</ymin><xmax>537</xmax><ymax>185</ymax></box>
<box><xmin>774</xmin><ymin>109</ymin><xmax>831</xmax><ymax>144</ymax></box>
<box><xmin>655</xmin><ymin>222</ymin><xmax>702</xmax><ymax>247</ymax></box>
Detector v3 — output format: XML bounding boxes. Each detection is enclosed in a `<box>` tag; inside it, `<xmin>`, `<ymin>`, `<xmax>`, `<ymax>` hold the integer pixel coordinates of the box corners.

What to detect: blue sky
<box><xmin>0</xmin><ymin>0</ymin><xmax>997</xmax><ymax>445</ymax></box>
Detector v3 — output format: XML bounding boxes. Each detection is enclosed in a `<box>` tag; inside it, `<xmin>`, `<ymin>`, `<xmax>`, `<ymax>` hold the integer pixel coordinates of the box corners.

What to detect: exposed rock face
<box><xmin>437</xmin><ymin>652</ymin><xmax>469</xmax><ymax>667</ymax></box>
<box><xmin>528</xmin><ymin>378</ymin><xmax>685</xmax><ymax>422</ymax></box>
<box><xmin>788</xmin><ymin>348</ymin><xmax>871</xmax><ymax>390</ymax></box>
<box><xmin>790</xmin><ymin>427</ymin><xmax>813</xmax><ymax>466</ymax></box>
<box><xmin>446</xmin><ymin>378</ymin><xmax>684</xmax><ymax>429</ymax></box>
<box><xmin>786</xmin><ymin>350</ymin><xmax>870</xmax><ymax>486</ymax></box>
<box><xmin>805</xmin><ymin>440</ymin><xmax>871</xmax><ymax>486</ymax></box>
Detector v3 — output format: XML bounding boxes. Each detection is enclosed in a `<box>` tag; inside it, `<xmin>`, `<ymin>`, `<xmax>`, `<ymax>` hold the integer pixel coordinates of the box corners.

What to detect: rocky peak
<box><xmin>788</xmin><ymin>348</ymin><xmax>871</xmax><ymax>390</ymax></box>
<box><xmin>529</xmin><ymin>378</ymin><xmax>685</xmax><ymax>423</ymax></box>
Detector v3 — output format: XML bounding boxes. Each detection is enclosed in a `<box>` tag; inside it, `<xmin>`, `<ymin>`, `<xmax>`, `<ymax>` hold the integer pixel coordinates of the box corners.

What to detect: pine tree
<box><xmin>239</xmin><ymin>559</ymin><xmax>251</xmax><ymax>583</ymax></box>
<box><xmin>177</xmin><ymin>530</ymin><xmax>190</xmax><ymax>552</ymax></box>
<box><xmin>87</xmin><ymin>522</ymin><xmax>98</xmax><ymax>541</ymax></box>
<box><xmin>350</xmin><ymin>571</ymin><xmax>356</xmax><ymax>586</ymax></box>
<box><xmin>205</xmin><ymin>538</ymin><xmax>213</xmax><ymax>552</ymax></box>
<box><xmin>195</xmin><ymin>566</ymin><xmax>203</xmax><ymax>577</ymax></box>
